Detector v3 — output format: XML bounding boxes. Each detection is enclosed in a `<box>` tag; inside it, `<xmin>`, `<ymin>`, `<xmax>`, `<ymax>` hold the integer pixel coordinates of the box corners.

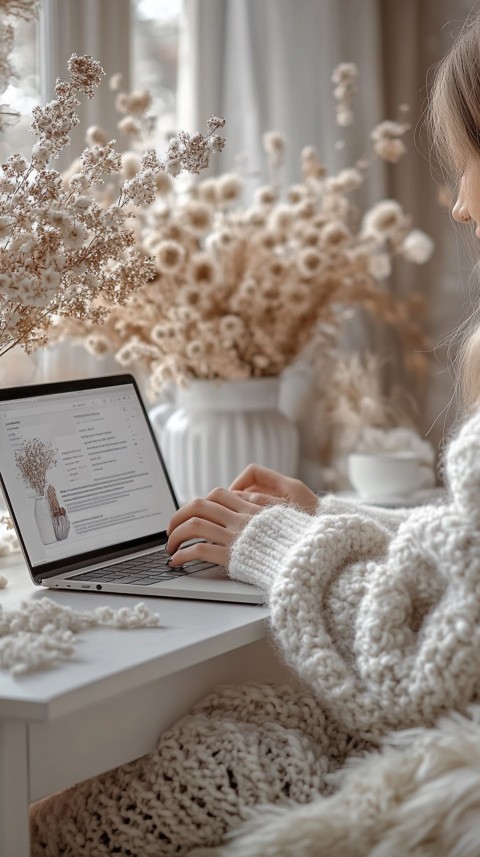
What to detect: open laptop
<box><xmin>0</xmin><ymin>374</ymin><xmax>264</xmax><ymax>604</ymax></box>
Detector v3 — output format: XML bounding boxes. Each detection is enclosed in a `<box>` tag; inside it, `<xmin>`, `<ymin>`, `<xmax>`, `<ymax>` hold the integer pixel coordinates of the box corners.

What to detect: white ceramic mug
<box><xmin>347</xmin><ymin>451</ymin><xmax>434</xmax><ymax>500</ymax></box>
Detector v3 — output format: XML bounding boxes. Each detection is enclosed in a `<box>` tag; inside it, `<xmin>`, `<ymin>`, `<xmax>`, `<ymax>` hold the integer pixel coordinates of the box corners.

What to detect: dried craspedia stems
<box><xmin>0</xmin><ymin>51</ymin><xmax>225</xmax><ymax>359</ymax></box>
<box><xmin>15</xmin><ymin>439</ymin><xmax>57</xmax><ymax>497</ymax></box>
<box><xmin>332</xmin><ymin>62</ymin><xmax>358</xmax><ymax>127</ymax></box>
<box><xmin>56</xmin><ymin>61</ymin><xmax>433</xmax><ymax>400</ymax></box>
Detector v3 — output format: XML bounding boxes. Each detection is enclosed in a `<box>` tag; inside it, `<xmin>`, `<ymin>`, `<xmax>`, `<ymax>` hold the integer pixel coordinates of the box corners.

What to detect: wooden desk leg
<box><xmin>0</xmin><ymin>720</ymin><xmax>30</xmax><ymax>857</ymax></box>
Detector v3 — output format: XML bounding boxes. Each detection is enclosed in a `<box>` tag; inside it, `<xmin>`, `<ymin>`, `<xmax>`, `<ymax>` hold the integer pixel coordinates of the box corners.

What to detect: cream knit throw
<box><xmin>30</xmin><ymin>410</ymin><xmax>480</xmax><ymax>856</ymax></box>
<box><xmin>191</xmin><ymin>704</ymin><xmax>480</xmax><ymax>857</ymax></box>
<box><xmin>30</xmin><ymin>684</ymin><xmax>369</xmax><ymax>856</ymax></box>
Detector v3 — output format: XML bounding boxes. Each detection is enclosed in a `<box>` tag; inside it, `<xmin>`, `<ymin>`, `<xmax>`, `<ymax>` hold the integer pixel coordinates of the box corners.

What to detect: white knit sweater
<box><xmin>228</xmin><ymin>476</ymin><xmax>473</xmax><ymax>738</ymax></box>
<box><xmin>30</xmin><ymin>411</ymin><xmax>480</xmax><ymax>857</ymax></box>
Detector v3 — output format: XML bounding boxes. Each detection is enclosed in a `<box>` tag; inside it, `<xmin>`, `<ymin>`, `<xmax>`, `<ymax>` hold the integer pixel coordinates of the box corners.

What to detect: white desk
<box><xmin>0</xmin><ymin>555</ymin><xmax>291</xmax><ymax>857</ymax></box>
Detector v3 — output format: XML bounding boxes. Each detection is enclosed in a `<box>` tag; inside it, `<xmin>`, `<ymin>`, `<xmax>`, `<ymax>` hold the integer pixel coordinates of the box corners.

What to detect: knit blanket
<box><xmin>190</xmin><ymin>702</ymin><xmax>480</xmax><ymax>857</ymax></box>
<box><xmin>30</xmin><ymin>684</ymin><xmax>480</xmax><ymax>857</ymax></box>
<box><xmin>29</xmin><ymin>683</ymin><xmax>371</xmax><ymax>856</ymax></box>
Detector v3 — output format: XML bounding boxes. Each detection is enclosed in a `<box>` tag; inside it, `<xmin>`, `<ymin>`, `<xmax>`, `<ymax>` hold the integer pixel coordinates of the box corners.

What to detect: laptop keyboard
<box><xmin>69</xmin><ymin>549</ymin><xmax>216</xmax><ymax>586</ymax></box>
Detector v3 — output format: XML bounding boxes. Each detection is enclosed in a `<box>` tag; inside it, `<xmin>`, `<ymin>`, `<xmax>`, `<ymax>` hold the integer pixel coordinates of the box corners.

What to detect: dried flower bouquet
<box><xmin>56</xmin><ymin>63</ymin><xmax>433</xmax><ymax>399</ymax></box>
<box><xmin>0</xmin><ymin>47</ymin><xmax>225</xmax><ymax>359</ymax></box>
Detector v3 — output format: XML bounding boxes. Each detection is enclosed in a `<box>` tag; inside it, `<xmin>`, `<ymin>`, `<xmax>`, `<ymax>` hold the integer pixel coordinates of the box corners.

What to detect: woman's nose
<box><xmin>452</xmin><ymin>183</ymin><xmax>471</xmax><ymax>223</ymax></box>
<box><xmin>452</xmin><ymin>200</ymin><xmax>471</xmax><ymax>223</ymax></box>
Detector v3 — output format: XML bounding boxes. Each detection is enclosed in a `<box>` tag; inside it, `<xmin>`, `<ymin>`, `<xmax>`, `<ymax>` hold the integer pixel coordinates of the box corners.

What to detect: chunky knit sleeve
<box><xmin>228</xmin><ymin>411</ymin><xmax>480</xmax><ymax>740</ymax></box>
<box><xmin>316</xmin><ymin>492</ymin><xmax>412</xmax><ymax>532</ymax></box>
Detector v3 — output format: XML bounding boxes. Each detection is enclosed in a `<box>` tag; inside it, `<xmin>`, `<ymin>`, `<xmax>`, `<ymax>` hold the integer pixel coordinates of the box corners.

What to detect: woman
<box><xmin>31</xmin><ymin>12</ymin><xmax>480</xmax><ymax>857</ymax></box>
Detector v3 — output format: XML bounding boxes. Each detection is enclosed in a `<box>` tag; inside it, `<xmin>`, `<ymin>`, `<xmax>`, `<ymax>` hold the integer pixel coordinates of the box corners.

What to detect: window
<box><xmin>0</xmin><ymin>1</ymin><xmax>183</xmax><ymax>160</ymax></box>
<box><xmin>131</xmin><ymin>0</ymin><xmax>182</xmax><ymax>146</ymax></box>
<box><xmin>0</xmin><ymin>13</ymin><xmax>40</xmax><ymax>161</ymax></box>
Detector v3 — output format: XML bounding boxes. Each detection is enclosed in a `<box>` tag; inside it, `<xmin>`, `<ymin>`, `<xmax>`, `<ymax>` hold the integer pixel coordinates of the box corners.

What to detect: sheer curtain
<box><xmin>178</xmin><ymin>0</ymin><xmax>385</xmax><ymax>192</ymax></box>
<box><xmin>178</xmin><ymin>0</ymin><xmax>475</xmax><ymax>446</ymax></box>
<box><xmin>40</xmin><ymin>0</ymin><xmax>131</xmax><ymax>168</ymax></box>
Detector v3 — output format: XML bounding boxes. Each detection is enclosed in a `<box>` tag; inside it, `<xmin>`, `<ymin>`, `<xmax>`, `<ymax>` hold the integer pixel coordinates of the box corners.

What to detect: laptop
<box><xmin>0</xmin><ymin>374</ymin><xmax>264</xmax><ymax>604</ymax></box>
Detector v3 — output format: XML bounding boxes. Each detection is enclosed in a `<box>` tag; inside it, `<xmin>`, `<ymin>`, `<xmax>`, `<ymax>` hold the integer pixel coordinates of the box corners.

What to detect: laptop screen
<box><xmin>0</xmin><ymin>375</ymin><xmax>177</xmax><ymax>574</ymax></box>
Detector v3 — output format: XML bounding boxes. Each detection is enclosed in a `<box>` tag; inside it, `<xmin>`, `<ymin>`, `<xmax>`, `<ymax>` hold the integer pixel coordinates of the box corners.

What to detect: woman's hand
<box><xmin>229</xmin><ymin>464</ymin><xmax>319</xmax><ymax>514</ymax></box>
<box><xmin>166</xmin><ymin>487</ymin><xmax>263</xmax><ymax>567</ymax></box>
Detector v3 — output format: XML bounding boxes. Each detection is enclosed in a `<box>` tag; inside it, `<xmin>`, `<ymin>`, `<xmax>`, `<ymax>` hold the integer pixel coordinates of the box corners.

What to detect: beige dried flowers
<box><xmin>0</xmin><ymin>48</ymin><xmax>225</xmax><ymax>359</ymax></box>
<box><xmin>15</xmin><ymin>438</ymin><xmax>57</xmax><ymax>497</ymax></box>
<box><xmin>58</xmin><ymin>62</ymin><xmax>433</xmax><ymax>398</ymax></box>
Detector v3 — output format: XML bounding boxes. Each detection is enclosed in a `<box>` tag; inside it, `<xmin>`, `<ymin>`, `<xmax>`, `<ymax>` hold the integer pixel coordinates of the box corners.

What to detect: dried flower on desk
<box><xmin>0</xmin><ymin>599</ymin><xmax>160</xmax><ymax>674</ymax></box>
<box><xmin>0</xmin><ymin>511</ymin><xmax>13</xmax><ymax>530</ymax></box>
<box><xmin>0</xmin><ymin>49</ymin><xmax>225</xmax><ymax>360</ymax></box>
<box><xmin>0</xmin><ymin>510</ymin><xmax>17</xmax><ymax>564</ymax></box>
<box><xmin>15</xmin><ymin>438</ymin><xmax>57</xmax><ymax>497</ymax></box>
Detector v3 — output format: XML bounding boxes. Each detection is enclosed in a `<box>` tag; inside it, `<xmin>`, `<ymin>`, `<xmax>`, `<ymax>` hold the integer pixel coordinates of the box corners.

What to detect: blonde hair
<box><xmin>429</xmin><ymin>11</ymin><xmax>480</xmax><ymax>411</ymax></box>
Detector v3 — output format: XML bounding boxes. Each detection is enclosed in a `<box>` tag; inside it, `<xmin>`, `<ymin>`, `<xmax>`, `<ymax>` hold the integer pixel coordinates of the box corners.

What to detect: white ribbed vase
<box><xmin>149</xmin><ymin>378</ymin><xmax>299</xmax><ymax>504</ymax></box>
<box><xmin>34</xmin><ymin>495</ymin><xmax>56</xmax><ymax>545</ymax></box>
